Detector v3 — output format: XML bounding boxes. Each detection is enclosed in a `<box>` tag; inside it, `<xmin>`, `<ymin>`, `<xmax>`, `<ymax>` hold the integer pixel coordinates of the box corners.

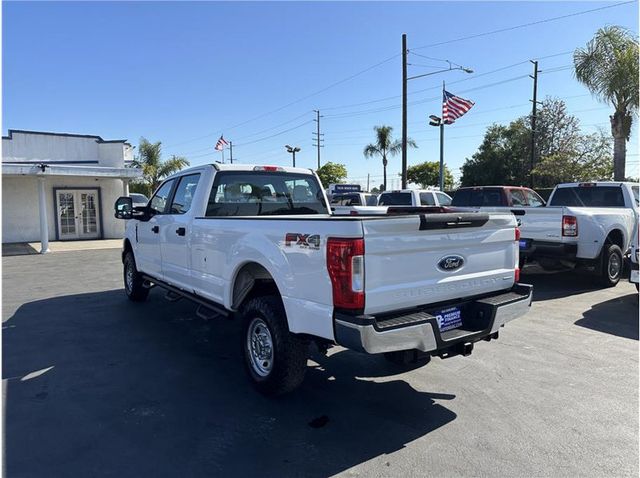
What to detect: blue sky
<box><xmin>3</xmin><ymin>1</ymin><xmax>639</xmax><ymax>188</ymax></box>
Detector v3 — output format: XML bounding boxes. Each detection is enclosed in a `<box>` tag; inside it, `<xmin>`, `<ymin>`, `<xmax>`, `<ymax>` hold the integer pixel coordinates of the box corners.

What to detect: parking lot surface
<box><xmin>2</xmin><ymin>249</ymin><xmax>638</xmax><ymax>477</ymax></box>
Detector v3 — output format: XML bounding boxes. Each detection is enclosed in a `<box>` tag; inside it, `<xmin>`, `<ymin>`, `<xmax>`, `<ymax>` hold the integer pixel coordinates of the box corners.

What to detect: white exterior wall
<box><xmin>2</xmin><ymin>175</ymin><xmax>126</xmax><ymax>243</ymax></box>
<box><xmin>2</xmin><ymin>131</ymin><xmax>128</xmax><ymax>167</ymax></box>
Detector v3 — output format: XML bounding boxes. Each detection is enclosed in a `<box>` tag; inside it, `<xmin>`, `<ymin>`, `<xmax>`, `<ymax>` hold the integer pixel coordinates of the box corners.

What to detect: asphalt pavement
<box><xmin>2</xmin><ymin>249</ymin><xmax>638</xmax><ymax>477</ymax></box>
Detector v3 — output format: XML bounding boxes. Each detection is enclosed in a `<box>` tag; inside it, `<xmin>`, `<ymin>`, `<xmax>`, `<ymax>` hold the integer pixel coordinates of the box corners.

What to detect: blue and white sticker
<box><xmin>436</xmin><ymin>307</ymin><xmax>462</xmax><ymax>332</ymax></box>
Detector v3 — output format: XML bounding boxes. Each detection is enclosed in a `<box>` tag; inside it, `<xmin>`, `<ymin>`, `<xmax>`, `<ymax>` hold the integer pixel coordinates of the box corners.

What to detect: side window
<box><xmin>348</xmin><ymin>194</ymin><xmax>361</xmax><ymax>206</ymax></box>
<box><xmin>149</xmin><ymin>180</ymin><xmax>175</xmax><ymax>215</ymax></box>
<box><xmin>526</xmin><ymin>190</ymin><xmax>544</xmax><ymax>207</ymax></box>
<box><xmin>510</xmin><ymin>189</ymin><xmax>527</xmax><ymax>206</ymax></box>
<box><xmin>170</xmin><ymin>174</ymin><xmax>201</xmax><ymax>214</ymax></box>
<box><xmin>419</xmin><ymin>192</ymin><xmax>436</xmax><ymax>206</ymax></box>
<box><xmin>436</xmin><ymin>192</ymin><xmax>452</xmax><ymax>206</ymax></box>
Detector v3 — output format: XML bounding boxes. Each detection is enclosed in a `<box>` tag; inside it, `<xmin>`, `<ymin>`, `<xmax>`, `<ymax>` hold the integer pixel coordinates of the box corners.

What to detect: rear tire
<box><xmin>241</xmin><ymin>296</ymin><xmax>308</xmax><ymax>396</ymax></box>
<box><xmin>597</xmin><ymin>244</ymin><xmax>623</xmax><ymax>287</ymax></box>
<box><xmin>124</xmin><ymin>251</ymin><xmax>149</xmax><ymax>302</ymax></box>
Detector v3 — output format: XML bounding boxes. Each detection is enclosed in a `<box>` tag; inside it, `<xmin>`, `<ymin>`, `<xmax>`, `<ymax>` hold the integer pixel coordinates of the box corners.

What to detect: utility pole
<box><xmin>312</xmin><ymin>110</ymin><xmax>324</xmax><ymax>169</ymax></box>
<box><xmin>401</xmin><ymin>33</ymin><xmax>408</xmax><ymax>189</ymax></box>
<box><xmin>529</xmin><ymin>60</ymin><xmax>541</xmax><ymax>188</ymax></box>
<box><xmin>229</xmin><ymin>141</ymin><xmax>233</xmax><ymax>164</ymax></box>
<box><xmin>367</xmin><ymin>173</ymin><xmax>370</xmax><ymax>192</ymax></box>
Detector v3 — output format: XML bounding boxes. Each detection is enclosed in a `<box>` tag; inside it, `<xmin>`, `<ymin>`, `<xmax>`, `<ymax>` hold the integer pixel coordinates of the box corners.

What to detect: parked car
<box><xmin>378</xmin><ymin>189</ymin><xmax>452</xmax><ymax>207</ymax></box>
<box><xmin>457</xmin><ymin>181</ymin><xmax>638</xmax><ymax>287</ymax></box>
<box><xmin>129</xmin><ymin>193</ymin><xmax>149</xmax><ymax>207</ymax></box>
<box><xmin>114</xmin><ymin>164</ymin><xmax>532</xmax><ymax>395</ymax></box>
<box><xmin>452</xmin><ymin>186</ymin><xmax>545</xmax><ymax>207</ymax></box>
<box><xmin>330</xmin><ymin>192</ymin><xmax>378</xmax><ymax>207</ymax></box>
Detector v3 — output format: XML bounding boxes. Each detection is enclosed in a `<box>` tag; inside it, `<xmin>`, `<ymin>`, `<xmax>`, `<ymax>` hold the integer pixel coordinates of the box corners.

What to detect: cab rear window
<box><xmin>452</xmin><ymin>189</ymin><xmax>504</xmax><ymax>207</ymax></box>
<box><xmin>378</xmin><ymin>192</ymin><xmax>412</xmax><ymax>206</ymax></box>
<box><xmin>549</xmin><ymin>186</ymin><xmax>625</xmax><ymax>208</ymax></box>
<box><xmin>206</xmin><ymin>172</ymin><xmax>328</xmax><ymax>216</ymax></box>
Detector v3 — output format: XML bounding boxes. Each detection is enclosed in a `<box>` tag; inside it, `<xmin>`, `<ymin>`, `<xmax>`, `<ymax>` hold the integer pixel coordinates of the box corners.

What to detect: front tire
<box><xmin>123</xmin><ymin>251</ymin><xmax>149</xmax><ymax>302</ymax></box>
<box><xmin>241</xmin><ymin>296</ymin><xmax>308</xmax><ymax>396</ymax></box>
<box><xmin>597</xmin><ymin>244</ymin><xmax>623</xmax><ymax>287</ymax></box>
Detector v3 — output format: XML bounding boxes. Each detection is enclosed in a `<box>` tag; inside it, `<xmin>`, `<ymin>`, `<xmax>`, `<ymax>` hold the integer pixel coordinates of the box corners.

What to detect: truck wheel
<box><xmin>123</xmin><ymin>251</ymin><xmax>149</xmax><ymax>302</ymax></box>
<box><xmin>241</xmin><ymin>296</ymin><xmax>308</xmax><ymax>396</ymax></box>
<box><xmin>597</xmin><ymin>244</ymin><xmax>623</xmax><ymax>287</ymax></box>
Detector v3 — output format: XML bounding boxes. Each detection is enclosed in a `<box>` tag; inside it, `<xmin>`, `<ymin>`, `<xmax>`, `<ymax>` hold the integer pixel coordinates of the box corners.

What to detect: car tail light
<box><xmin>562</xmin><ymin>215</ymin><xmax>578</xmax><ymax>237</ymax></box>
<box><xmin>515</xmin><ymin>227</ymin><xmax>521</xmax><ymax>241</ymax></box>
<box><xmin>327</xmin><ymin>238</ymin><xmax>365</xmax><ymax>309</ymax></box>
<box><xmin>515</xmin><ymin>267</ymin><xmax>520</xmax><ymax>283</ymax></box>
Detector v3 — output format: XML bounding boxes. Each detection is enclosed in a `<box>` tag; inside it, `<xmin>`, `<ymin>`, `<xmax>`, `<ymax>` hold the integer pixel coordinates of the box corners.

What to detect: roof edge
<box><xmin>3</xmin><ymin>129</ymin><xmax>129</xmax><ymax>145</ymax></box>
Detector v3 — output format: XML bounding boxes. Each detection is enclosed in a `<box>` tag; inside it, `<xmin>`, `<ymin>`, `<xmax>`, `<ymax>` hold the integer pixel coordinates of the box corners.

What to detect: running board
<box><xmin>164</xmin><ymin>291</ymin><xmax>182</xmax><ymax>302</ymax></box>
<box><xmin>141</xmin><ymin>274</ymin><xmax>230</xmax><ymax>319</ymax></box>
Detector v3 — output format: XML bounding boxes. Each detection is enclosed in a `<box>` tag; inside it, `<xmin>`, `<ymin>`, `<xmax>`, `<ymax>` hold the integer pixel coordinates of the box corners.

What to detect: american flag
<box><xmin>442</xmin><ymin>90</ymin><xmax>475</xmax><ymax>124</ymax></box>
<box><xmin>215</xmin><ymin>135</ymin><xmax>229</xmax><ymax>151</ymax></box>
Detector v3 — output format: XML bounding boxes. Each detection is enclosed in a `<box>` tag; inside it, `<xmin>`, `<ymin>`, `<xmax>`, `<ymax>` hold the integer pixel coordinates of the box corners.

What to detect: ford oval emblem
<box><xmin>438</xmin><ymin>255</ymin><xmax>465</xmax><ymax>272</ymax></box>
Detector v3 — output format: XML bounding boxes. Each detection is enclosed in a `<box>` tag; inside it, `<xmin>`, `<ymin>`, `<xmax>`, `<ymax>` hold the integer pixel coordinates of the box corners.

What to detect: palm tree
<box><xmin>574</xmin><ymin>26</ymin><xmax>639</xmax><ymax>180</ymax></box>
<box><xmin>363</xmin><ymin>125</ymin><xmax>417</xmax><ymax>191</ymax></box>
<box><xmin>132</xmin><ymin>138</ymin><xmax>190</xmax><ymax>195</ymax></box>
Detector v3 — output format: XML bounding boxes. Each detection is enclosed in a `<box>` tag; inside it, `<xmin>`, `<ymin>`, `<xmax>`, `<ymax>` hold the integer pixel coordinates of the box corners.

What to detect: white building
<box><xmin>2</xmin><ymin>129</ymin><xmax>142</xmax><ymax>251</ymax></box>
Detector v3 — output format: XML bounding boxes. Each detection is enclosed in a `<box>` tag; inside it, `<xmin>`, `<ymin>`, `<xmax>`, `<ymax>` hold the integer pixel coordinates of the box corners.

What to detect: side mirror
<box><xmin>114</xmin><ymin>196</ymin><xmax>133</xmax><ymax>219</ymax></box>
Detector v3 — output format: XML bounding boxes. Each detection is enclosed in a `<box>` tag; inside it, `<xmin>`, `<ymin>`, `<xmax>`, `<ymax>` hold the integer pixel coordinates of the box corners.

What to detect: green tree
<box><xmin>460</xmin><ymin>120</ymin><xmax>530</xmax><ymax>186</ymax></box>
<box><xmin>316</xmin><ymin>162</ymin><xmax>347</xmax><ymax>188</ymax></box>
<box><xmin>363</xmin><ymin>125</ymin><xmax>416</xmax><ymax>191</ymax></box>
<box><xmin>131</xmin><ymin>138</ymin><xmax>189</xmax><ymax>196</ymax></box>
<box><xmin>460</xmin><ymin>98</ymin><xmax>609</xmax><ymax>187</ymax></box>
<box><xmin>406</xmin><ymin>161</ymin><xmax>454</xmax><ymax>189</ymax></box>
<box><xmin>533</xmin><ymin>131</ymin><xmax>613</xmax><ymax>185</ymax></box>
<box><xmin>574</xmin><ymin>26</ymin><xmax>639</xmax><ymax>180</ymax></box>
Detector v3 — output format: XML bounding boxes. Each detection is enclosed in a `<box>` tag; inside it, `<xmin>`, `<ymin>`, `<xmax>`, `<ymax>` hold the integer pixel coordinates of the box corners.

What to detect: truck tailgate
<box><xmin>362</xmin><ymin>212</ymin><xmax>518</xmax><ymax>315</ymax></box>
<box><xmin>510</xmin><ymin>206</ymin><xmax>565</xmax><ymax>242</ymax></box>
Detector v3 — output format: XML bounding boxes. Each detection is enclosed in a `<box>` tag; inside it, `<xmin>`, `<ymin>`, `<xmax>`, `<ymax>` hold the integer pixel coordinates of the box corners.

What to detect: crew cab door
<box><xmin>160</xmin><ymin>173</ymin><xmax>201</xmax><ymax>291</ymax></box>
<box><xmin>136</xmin><ymin>179</ymin><xmax>176</xmax><ymax>277</ymax></box>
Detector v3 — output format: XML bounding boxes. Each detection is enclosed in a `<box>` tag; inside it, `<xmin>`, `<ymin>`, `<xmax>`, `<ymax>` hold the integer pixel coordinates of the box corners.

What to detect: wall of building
<box><xmin>2</xmin><ymin>175</ymin><xmax>126</xmax><ymax>243</ymax></box>
<box><xmin>2</xmin><ymin>131</ymin><xmax>129</xmax><ymax>167</ymax></box>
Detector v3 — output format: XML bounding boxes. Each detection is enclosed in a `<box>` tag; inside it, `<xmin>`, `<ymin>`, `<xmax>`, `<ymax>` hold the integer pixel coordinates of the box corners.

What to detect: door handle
<box><xmin>151</xmin><ymin>225</ymin><xmax>159</xmax><ymax>233</ymax></box>
<box><xmin>176</xmin><ymin>227</ymin><xmax>186</xmax><ymax>236</ymax></box>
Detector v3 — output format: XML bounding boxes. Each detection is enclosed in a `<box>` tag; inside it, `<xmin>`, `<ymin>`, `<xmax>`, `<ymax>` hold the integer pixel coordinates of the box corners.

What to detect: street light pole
<box><xmin>401</xmin><ymin>33</ymin><xmax>408</xmax><ymax>189</ymax></box>
<box><xmin>285</xmin><ymin>145</ymin><xmax>300</xmax><ymax>167</ymax></box>
<box><xmin>401</xmin><ymin>33</ymin><xmax>472</xmax><ymax>189</ymax></box>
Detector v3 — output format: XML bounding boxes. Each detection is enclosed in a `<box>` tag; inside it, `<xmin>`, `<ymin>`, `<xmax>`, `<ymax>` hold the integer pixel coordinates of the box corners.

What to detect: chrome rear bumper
<box><xmin>334</xmin><ymin>284</ymin><xmax>533</xmax><ymax>356</ymax></box>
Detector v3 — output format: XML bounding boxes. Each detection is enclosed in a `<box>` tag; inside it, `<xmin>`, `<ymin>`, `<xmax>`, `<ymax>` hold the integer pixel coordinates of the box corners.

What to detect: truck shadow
<box><xmin>574</xmin><ymin>293</ymin><xmax>639</xmax><ymax>340</ymax></box>
<box><xmin>3</xmin><ymin>289</ymin><xmax>457</xmax><ymax>478</ymax></box>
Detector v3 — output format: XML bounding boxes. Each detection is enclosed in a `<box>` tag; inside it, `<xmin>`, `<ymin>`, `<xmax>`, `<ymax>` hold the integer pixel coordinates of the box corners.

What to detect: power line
<box><xmin>411</xmin><ymin>1</ymin><xmax>635</xmax><ymax>50</ymax></box>
<box><xmin>164</xmin><ymin>54</ymin><xmax>399</xmax><ymax>150</ymax></box>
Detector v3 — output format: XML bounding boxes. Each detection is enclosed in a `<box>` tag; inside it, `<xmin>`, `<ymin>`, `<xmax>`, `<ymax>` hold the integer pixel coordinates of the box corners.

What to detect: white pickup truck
<box><xmin>517</xmin><ymin>182</ymin><xmax>637</xmax><ymax>286</ymax></box>
<box><xmin>114</xmin><ymin>164</ymin><xmax>532</xmax><ymax>395</ymax></box>
<box><xmin>378</xmin><ymin>189</ymin><xmax>453</xmax><ymax>207</ymax></box>
<box><xmin>460</xmin><ymin>182</ymin><xmax>638</xmax><ymax>286</ymax></box>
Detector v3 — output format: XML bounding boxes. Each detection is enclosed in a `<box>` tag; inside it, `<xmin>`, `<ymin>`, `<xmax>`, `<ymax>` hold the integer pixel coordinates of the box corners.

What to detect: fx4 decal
<box><xmin>284</xmin><ymin>233</ymin><xmax>321</xmax><ymax>250</ymax></box>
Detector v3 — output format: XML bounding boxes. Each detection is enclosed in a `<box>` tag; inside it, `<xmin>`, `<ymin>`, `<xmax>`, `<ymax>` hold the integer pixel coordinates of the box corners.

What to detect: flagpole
<box><xmin>440</xmin><ymin>81</ymin><xmax>445</xmax><ymax>191</ymax></box>
<box><xmin>222</xmin><ymin>147</ymin><xmax>225</xmax><ymax>164</ymax></box>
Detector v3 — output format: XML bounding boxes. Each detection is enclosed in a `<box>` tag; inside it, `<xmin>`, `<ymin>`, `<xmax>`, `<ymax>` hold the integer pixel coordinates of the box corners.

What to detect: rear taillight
<box><xmin>562</xmin><ymin>215</ymin><xmax>578</xmax><ymax>237</ymax></box>
<box><xmin>327</xmin><ymin>238</ymin><xmax>365</xmax><ymax>309</ymax></box>
<box><xmin>515</xmin><ymin>227</ymin><xmax>521</xmax><ymax>241</ymax></box>
<box><xmin>515</xmin><ymin>267</ymin><xmax>520</xmax><ymax>283</ymax></box>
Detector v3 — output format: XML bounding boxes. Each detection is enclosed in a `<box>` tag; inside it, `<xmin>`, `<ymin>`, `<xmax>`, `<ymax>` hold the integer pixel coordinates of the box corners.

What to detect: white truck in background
<box><xmin>114</xmin><ymin>164</ymin><xmax>532</xmax><ymax>396</ymax></box>
<box><xmin>460</xmin><ymin>182</ymin><xmax>638</xmax><ymax>286</ymax></box>
<box><xmin>378</xmin><ymin>189</ymin><xmax>453</xmax><ymax>207</ymax></box>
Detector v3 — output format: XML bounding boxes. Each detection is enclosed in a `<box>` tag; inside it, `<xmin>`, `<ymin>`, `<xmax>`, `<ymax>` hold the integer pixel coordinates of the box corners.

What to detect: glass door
<box><xmin>56</xmin><ymin>190</ymin><xmax>101</xmax><ymax>240</ymax></box>
<box><xmin>57</xmin><ymin>191</ymin><xmax>78</xmax><ymax>239</ymax></box>
<box><xmin>79</xmin><ymin>192</ymin><xmax>99</xmax><ymax>238</ymax></box>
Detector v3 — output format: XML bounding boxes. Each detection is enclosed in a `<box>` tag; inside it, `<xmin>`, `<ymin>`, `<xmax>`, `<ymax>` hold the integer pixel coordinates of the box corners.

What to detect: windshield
<box><xmin>378</xmin><ymin>192</ymin><xmax>412</xmax><ymax>206</ymax></box>
<box><xmin>205</xmin><ymin>172</ymin><xmax>328</xmax><ymax>216</ymax></box>
<box><xmin>549</xmin><ymin>186</ymin><xmax>625</xmax><ymax>208</ymax></box>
